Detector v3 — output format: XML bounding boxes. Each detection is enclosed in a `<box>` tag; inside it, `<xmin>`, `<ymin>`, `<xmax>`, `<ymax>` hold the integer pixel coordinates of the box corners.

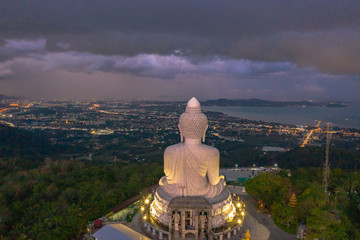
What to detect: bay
<box><xmin>205</xmin><ymin>103</ymin><xmax>360</xmax><ymax>129</ymax></box>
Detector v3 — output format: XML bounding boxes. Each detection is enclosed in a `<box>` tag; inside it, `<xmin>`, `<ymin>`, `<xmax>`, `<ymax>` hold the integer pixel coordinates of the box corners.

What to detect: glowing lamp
<box><xmin>143</xmin><ymin>215</ymin><xmax>147</xmax><ymax>220</ymax></box>
<box><xmin>238</xmin><ymin>219</ymin><xmax>242</xmax><ymax>224</ymax></box>
<box><xmin>241</xmin><ymin>211</ymin><xmax>245</xmax><ymax>216</ymax></box>
<box><xmin>237</xmin><ymin>203</ymin><xmax>241</xmax><ymax>208</ymax></box>
<box><xmin>141</xmin><ymin>206</ymin><xmax>145</xmax><ymax>211</ymax></box>
<box><xmin>145</xmin><ymin>199</ymin><xmax>150</xmax><ymax>204</ymax></box>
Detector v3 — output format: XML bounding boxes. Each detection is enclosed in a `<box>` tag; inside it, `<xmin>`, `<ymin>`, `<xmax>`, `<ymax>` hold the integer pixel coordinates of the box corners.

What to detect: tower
<box><xmin>323</xmin><ymin>122</ymin><xmax>332</xmax><ymax>193</ymax></box>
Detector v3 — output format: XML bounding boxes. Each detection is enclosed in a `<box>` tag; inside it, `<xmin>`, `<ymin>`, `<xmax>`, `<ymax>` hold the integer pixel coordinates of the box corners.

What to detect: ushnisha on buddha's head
<box><xmin>178</xmin><ymin>97</ymin><xmax>208</xmax><ymax>142</ymax></box>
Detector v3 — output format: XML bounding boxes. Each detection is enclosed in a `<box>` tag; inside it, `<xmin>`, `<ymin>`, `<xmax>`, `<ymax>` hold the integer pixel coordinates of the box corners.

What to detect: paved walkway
<box><xmin>126</xmin><ymin>211</ymin><xmax>145</xmax><ymax>235</ymax></box>
<box><xmin>227</xmin><ymin>187</ymin><xmax>296</xmax><ymax>240</ymax></box>
<box><xmin>240</xmin><ymin>213</ymin><xmax>270</xmax><ymax>240</ymax></box>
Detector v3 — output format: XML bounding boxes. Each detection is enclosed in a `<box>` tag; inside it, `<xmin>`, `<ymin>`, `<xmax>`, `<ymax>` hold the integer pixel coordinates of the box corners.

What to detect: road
<box><xmin>228</xmin><ymin>187</ymin><xmax>296</xmax><ymax>240</ymax></box>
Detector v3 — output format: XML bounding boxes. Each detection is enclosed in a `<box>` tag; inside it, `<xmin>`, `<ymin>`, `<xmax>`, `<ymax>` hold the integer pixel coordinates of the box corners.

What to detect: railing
<box><xmin>142</xmin><ymin>219</ymin><xmax>170</xmax><ymax>240</ymax></box>
<box><xmin>209</xmin><ymin>224</ymin><xmax>241</xmax><ymax>240</ymax></box>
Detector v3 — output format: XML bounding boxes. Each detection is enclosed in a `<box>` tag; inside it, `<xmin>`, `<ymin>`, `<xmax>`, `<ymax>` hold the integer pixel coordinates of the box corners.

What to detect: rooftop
<box><xmin>92</xmin><ymin>223</ymin><xmax>150</xmax><ymax>240</ymax></box>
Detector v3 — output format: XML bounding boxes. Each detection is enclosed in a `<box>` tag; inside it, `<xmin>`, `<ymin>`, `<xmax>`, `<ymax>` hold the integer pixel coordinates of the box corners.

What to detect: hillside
<box><xmin>0</xmin><ymin>125</ymin><xmax>53</xmax><ymax>169</ymax></box>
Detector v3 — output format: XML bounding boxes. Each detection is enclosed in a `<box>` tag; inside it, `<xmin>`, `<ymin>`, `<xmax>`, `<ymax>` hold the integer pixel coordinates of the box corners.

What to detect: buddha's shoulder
<box><xmin>164</xmin><ymin>143</ymin><xmax>219</xmax><ymax>156</ymax></box>
<box><xmin>164</xmin><ymin>143</ymin><xmax>184</xmax><ymax>153</ymax></box>
<box><xmin>199</xmin><ymin>144</ymin><xmax>219</xmax><ymax>156</ymax></box>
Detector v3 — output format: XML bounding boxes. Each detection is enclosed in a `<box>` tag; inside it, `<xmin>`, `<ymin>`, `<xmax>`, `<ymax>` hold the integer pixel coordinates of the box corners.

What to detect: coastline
<box><xmin>204</xmin><ymin>104</ymin><xmax>360</xmax><ymax>129</ymax></box>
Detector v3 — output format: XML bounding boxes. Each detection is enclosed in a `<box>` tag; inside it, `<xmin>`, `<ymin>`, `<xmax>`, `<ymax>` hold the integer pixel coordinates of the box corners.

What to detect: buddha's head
<box><xmin>179</xmin><ymin>97</ymin><xmax>208</xmax><ymax>142</ymax></box>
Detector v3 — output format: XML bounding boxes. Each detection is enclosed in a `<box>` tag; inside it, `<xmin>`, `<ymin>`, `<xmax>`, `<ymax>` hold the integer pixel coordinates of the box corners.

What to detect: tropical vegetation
<box><xmin>246</xmin><ymin>169</ymin><xmax>360</xmax><ymax>239</ymax></box>
<box><xmin>0</xmin><ymin>159</ymin><xmax>162</xmax><ymax>239</ymax></box>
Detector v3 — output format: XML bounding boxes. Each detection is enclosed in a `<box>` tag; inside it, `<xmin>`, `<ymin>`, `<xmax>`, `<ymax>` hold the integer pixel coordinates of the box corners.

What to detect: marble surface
<box><xmin>159</xmin><ymin>97</ymin><xmax>225</xmax><ymax>198</ymax></box>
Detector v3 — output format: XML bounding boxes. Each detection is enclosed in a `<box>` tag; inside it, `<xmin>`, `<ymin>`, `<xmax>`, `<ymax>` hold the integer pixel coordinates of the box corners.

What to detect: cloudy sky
<box><xmin>0</xmin><ymin>0</ymin><xmax>359</xmax><ymax>101</ymax></box>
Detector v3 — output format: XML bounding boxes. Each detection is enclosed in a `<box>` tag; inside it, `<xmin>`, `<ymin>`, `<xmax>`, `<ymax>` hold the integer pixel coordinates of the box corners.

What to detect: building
<box><xmin>92</xmin><ymin>224</ymin><xmax>151</xmax><ymax>240</ymax></box>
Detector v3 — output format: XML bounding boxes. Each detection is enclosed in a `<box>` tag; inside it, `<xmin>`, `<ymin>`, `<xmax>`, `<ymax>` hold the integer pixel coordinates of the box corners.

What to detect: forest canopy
<box><xmin>0</xmin><ymin>159</ymin><xmax>162</xmax><ymax>240</ymax></box>
<box><xmin>246</xmin><ymin>169</ymin><xmax>360</xmax><ymax>238</ymax></box>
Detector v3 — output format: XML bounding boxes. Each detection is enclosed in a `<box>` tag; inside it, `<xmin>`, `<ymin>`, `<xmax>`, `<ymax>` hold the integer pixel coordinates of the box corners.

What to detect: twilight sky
<box><xmin>0</xmin><ymin>0</ymin><xmax>360</xmax><ymax>101</ymax></box>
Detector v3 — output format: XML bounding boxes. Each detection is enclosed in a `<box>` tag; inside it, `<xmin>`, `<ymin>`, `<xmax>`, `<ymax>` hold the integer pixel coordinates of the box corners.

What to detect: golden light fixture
<box><xmin>241</xmin><ymin>211</ymin><xmax>245</xmax><ymax>216</ymax></box>
<box><xmin>238</xmin><ymin>219</ymin><xmax>242</xmax><ymax>224</ymax></box>
<box><xmin>141</xmin><ymin>206</ymin><xmax>145</xmax><ymax>211</ymax></box>
<box><xmin>143</xmin><ymin>215</ymin><xmax>147</xmax><ymax>220</ymax></box>
<box><xmin>145</xmin><ymin>199</ymin><xmax>150</xmax><ymax>204</ymax></box>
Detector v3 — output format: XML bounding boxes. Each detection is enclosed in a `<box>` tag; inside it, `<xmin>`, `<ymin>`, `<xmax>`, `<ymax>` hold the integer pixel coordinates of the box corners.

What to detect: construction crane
<box><xmin>323</xmin><ymin>122</ymin><xmax>332</xmax><ymax>193</ymax></box>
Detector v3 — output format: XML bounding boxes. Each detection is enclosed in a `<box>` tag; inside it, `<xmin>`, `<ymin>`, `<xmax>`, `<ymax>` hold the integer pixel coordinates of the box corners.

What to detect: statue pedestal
<box><xmin>150</xmin><ymin>187</ymin><xmax>235</xmax><ymax>229</ymax></box>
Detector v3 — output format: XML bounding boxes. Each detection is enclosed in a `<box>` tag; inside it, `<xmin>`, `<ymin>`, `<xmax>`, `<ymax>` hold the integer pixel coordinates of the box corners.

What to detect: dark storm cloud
<box><xmin>0</xmin><ymin>39</ymin><xmax>46</xmax><ymax>79</ymax></box>
<box><xmin>0</xmin><ymin>39</ymin><xmax>46</xmax><ymax>61</ymax></box>
<box><xmin>44</xmin><ymin>29</ymin><xmax>360</xmax><ymax>75</ymax></box>
<box><xmin>0</xmin><ymin>0</ymin><xmax>360</xmax><ymax>100</ymax></box>
<box><xmin>1</xmin><ymin>0</ymin><xmax>359</xmax><ymax>36</ymax></box>
<box><xmin>0</xmin><ymin>0</ymin><xmax>360</xmax><ymax>75</ymax></box>
<box><xmin>0</xmin><ymin>48</ymin><xmax>294</xmax><ymax>80</ymax></box>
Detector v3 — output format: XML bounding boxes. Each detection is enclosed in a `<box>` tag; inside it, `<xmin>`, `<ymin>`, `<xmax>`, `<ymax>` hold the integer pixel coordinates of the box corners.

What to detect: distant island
<box><xmin>0</xmin><ymin>95</ymin><xmax>349</xmax><ymax>108</ymax></box>
<box><xmin>203</xmin><ymin>98</ymin><xmax>348</xmax><ymax>108</ymax></box>
<box><xmin>0</xmin><ymin>94</ymin><xmax>12</xmax><ymax>100</ymax></box>
<box><xmin>0</xmin><ymin>94</ymin><xmax>21</xmax><ymax>101</ymax></box>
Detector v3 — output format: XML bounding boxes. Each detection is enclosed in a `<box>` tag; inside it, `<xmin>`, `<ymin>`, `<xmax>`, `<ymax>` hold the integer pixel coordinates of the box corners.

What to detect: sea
<box><xmin>204</xmin><ymin>102</ymin><xmax>360</xmax><ymax>129</ymax></box>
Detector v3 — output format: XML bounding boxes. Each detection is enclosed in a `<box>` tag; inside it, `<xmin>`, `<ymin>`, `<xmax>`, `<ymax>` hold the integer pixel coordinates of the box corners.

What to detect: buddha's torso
<box><xmin>159</xmin><ymin>142</ymin><xmax>224</xmax><ymax>198</ymax></box>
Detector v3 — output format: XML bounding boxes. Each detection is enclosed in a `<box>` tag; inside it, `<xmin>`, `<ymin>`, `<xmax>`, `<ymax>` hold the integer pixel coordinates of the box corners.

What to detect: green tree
<box><xmin>246</xmin><ymin>172</ymin><xmax>290</xmax><ymax>207</ymax></box>
<box><xmin>272</xmin><ymin>203</ymin><xmax>297</xmax><ymax>231</ymax></box>
<box><xmin>297</xmin><ymin>184</ymin><xmax>328</xmax><ymax>222</ymax></box>
<box><xmin>306</xmin><ymin>208</ymin><xmax>333</xmax><ymax>234</ymax></box>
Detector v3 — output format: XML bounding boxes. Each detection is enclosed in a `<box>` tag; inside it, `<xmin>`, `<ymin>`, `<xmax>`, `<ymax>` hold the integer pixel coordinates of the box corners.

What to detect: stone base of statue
<box><xmin>150</xmin><ymin>187</ymin><xmax>235</xmax><ymax>232</ymax></box>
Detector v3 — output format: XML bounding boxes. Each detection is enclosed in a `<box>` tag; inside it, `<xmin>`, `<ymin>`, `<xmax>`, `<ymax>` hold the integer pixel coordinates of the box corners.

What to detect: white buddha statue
<box><xmin>159</xmin><ymin>97</ymin><xmax>225</xmax><ymax>198</ymax></box>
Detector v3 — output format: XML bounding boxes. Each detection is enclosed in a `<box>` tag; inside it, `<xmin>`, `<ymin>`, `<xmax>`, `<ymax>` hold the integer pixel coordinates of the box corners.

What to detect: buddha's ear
<box><xmin>202</xmin><ymin>124</ymin><xmax>208</xmax><ymax>142</ymax></box>
<box><xmin>178</xmin><ymin>124</ymin><xmax>184</xmax><ymax>142</ymax></box>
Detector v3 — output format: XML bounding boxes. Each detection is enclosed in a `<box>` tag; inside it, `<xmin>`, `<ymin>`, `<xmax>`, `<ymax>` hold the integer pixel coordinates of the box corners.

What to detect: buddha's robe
<box><xmin>159</xmin><ymin>143</ymin><xmax>225</xmax><ymax>198</ymax></box>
